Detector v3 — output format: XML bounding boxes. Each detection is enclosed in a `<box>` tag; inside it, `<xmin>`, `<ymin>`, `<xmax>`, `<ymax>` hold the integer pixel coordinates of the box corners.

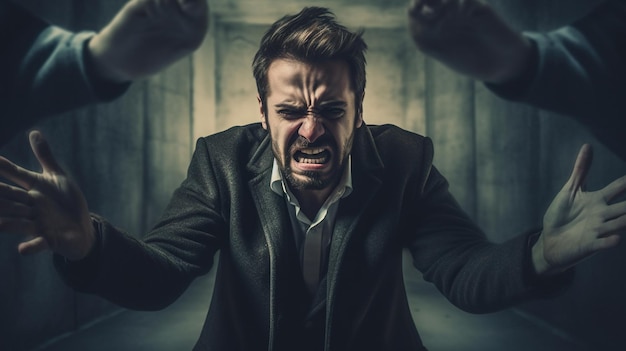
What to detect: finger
<box><xmin>0</xmin><ymin>156</ymin><xmax>38</xmax><ymax>190</ymax></box>
<box><xmin>177</xmin><ymin>0</ymin><xmax>208</xmax><ymax>19</ymax></box>
<box><xmin>0</xmin><ymin>217</ymin><xmax>38</xmax><ymax>235</ymax></box>
<box><xmin>143</xmin><ymin>0</ymin><xmax>159</xmax><ymax>18</ymax></box>
<box><xmin>566</xmin><ymin>144</ymin><xmax>593</xmax><ymax>191</ymax></box>
<box><xmin>602</xmin><ymin>201</ymin><xmax>626</xmax><ymax>221</ymax></box>
<box><xmin>0</xmin><ymin>183</ymin><xmax>32</xmax><ymax>205</ymax></box>
<box><xmin>158</xmin><ymin>0</ymin><xmax>185</xmax><ymax>18</ymax></box>
<box><xmin>29</xmin><ymin>131</ymin><xmax>64</xmax><ymax>175</ymax></box>
<box><xmin>600</xmin><ymin>175</ymin><xmax>626</xmax><ymax>203</ymax></box>
<box><xmin>18</xmin><ymin>236</ymin><xmax>50</xmax><ymax>256</ymax></box>
<box><xmin>599</xmin><ymin>214</ymin><xmax>626</xmax><ymax>237</ymax></box>
<box><xmin>590</xmin><ymin>235</ymin><xmax>620</xmax><ymax>252</ymax></box>
<box><xmin>408</xmin><ymin>0</ymin><xmax>447</xmax><ymax>21</ymax></box>
<box><xmin>460</xmin><ymin>0</ymin><xmax>489</xmax><ymax>16</ymax></box>
<box><xmin>408</xmin><ymin>0</ymin><xmax>426</xmax><ymax>16</ymax></box>
<box><xmin>125</xmin><ymin>0</ymin><xmax>153</xmax><ymax>18</ymax></box>
<box><xmin>0</xmin><ymin>199</ymin><xmax>35</xmax><ymax>217</ymax></box>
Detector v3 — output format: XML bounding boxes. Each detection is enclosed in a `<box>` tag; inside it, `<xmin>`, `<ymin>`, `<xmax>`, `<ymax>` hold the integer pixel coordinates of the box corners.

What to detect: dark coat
<box><xmin>56</xmin><ymin>123</ymin><xmax>562</xmax><ymax>351</ymax></box>
<box><xmin>487</xmin><ymin>0</ymin><xmax>626</xmax><ymax>160</ymax></box>
<box><xmin>0</xmin><ymin>2</ymin><xmax>128</xmax><ymax>146</ymax></box>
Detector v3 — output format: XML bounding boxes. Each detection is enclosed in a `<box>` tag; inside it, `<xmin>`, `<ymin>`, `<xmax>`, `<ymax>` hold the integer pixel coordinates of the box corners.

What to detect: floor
<box><xmin>33</xmin><ymin>253</ymin><xmax>591</xmax><ymax>351</ymax></box>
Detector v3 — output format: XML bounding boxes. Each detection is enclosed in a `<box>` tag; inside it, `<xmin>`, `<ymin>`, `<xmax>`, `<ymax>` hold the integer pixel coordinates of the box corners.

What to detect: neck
<box><xmin>292</xmin><ymin>187</ymin><xmax>333</xmax><ymax>220</ymax></box>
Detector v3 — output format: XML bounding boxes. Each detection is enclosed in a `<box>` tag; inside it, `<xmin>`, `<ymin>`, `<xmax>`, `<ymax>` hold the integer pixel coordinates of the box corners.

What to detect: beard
<box><xmin>272</xmin><ymin>131</ymin><xmax>354</xmax><ymax>191</ymax></box>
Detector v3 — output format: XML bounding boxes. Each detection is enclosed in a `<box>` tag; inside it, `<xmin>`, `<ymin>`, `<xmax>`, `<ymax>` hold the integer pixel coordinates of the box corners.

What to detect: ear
<box><xmin>258</xmin><ymin>95</ymin><xmax>267</xmax><ymax>130</ymax></box>
<box><xmin>355</xmin><ymin>91</ymin><xmax>364</xmax><ymax>128</ymax></box>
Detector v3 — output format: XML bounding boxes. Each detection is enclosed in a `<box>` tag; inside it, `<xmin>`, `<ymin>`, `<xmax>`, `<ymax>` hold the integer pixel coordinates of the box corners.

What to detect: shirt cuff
<box><xmin>53</xmin><ymin>216</ymin><xmax>102</xmax><ymax>291</ymax></box>
<box><xmin>484</xmin><ymin>35</ymin><xmax>540</xmax><ymax>100</ymax></box>
<box><xmin>523</xmin><ymin>231</ymin><xmax>575</xmax><ymax>297</ymax></box>
<box><xmin>81</xmin><ymin>36</ymin><xmax>131</xmax><ymax>102</ymax></box>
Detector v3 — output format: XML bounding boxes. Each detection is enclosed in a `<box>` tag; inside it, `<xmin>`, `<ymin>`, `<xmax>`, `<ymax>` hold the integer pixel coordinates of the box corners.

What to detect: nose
<box><xmin>298</xmin><ymin>115</ymin><xmax>325</xmax><ymax>143</ymax></box>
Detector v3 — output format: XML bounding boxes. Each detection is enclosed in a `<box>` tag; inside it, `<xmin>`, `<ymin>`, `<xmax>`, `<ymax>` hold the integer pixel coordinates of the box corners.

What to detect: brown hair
<box><xmin>252</xmin><ymin>7</ymin><xmax>367</xmax><ymax>113</ymax></box>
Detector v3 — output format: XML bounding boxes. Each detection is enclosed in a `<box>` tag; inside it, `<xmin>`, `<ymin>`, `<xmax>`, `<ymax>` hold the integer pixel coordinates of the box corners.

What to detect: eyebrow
<box><xmin>318</xmin><ymin>101</ymin><xmax>347</xmax><ymax>108</ymax></box>
<box><xmin>272</xmin><ymin>101</ymin><xmax>347</xmax><ymax>109</ymax></box>
<box><xmin>273</xmin><ymin>103</ymin><xmax>306</xmax><ymax>110</ymax></box>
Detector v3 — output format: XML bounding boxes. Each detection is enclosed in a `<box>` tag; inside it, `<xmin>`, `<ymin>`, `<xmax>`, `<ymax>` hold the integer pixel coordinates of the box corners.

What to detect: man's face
<box><xmin>259</xmin><ymin>58</ymin><xmax>363</xmax><ymax>192</ymax></box>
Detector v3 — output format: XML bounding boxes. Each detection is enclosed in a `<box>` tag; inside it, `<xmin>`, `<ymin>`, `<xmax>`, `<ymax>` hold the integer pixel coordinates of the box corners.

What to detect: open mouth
<box><xmin>294</xmin><ymin>148</ymin><xmax>331</xmax><ymax>164</ymax></box>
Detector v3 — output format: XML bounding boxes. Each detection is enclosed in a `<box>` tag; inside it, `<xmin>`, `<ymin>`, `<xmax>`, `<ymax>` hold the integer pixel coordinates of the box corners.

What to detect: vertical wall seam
<box><xmin>141</xmin><ymin>80</ymin><xmax>150</xmax><ymax>234</ymax></box>
<box><xmin>423</xmin><ymin>58</ymin><xmax>432</xmax><ymax>137</ymax></box>
<box><xmin>189</xmin><ymin>55</ymin><xmax>195</xmax><ymax>156</ymax></box>
<box><xmin>470</xmin><ymin>80</ymin><xmax>477</xmax><ymax>220</ymax></box>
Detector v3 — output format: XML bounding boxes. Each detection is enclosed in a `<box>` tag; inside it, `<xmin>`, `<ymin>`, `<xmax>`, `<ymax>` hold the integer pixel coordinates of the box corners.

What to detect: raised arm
<box><xmin>88</xmin><ymin>0</ymin><xmax>209</xmax><ymax>83</ymax></box>
<box><xmin>408</xmin><ymin>0</ymin><xmax>626</xmax><ymax>159</ymax></box>
<box><xmin>1</xmin><ymin>0</ymin><xmax>209</xmax><ymax>144</ymax></box>
<box><xmin>407</xmin><ymin>0</ymin><xmax>533</xmax><ymax>84</ymax></box>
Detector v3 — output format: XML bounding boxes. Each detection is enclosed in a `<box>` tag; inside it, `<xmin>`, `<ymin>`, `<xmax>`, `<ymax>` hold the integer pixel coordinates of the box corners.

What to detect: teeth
<box><xmin>299</xmin><ymin>157</ymin><xmax>326</xmax><ymax>164</ymax></box>
<box><xmin>300</xmin><ymin>148</ymin><xmax>325</xmax><ymax>155</ymax></box>
<box><xmin>295</xmin><ymin>148</ymin><xmax>329</xmax><ymax>164</ymax></box>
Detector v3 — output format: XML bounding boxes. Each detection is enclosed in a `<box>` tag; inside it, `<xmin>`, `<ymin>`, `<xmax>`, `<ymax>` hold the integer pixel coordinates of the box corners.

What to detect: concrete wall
<box><xmin>424</xmin><ymin>0</ymin><xmax>626</xmax><ymax>349</ymax></box>
<box><xmin>516</xmin><ymin>1</ymin><xmax>626</xmax><ymax>350</ymax></box>
<box><xmin>0</xmin><ymin>1</ymin><xmax>194</xmax><ymax>350</ymax></box>
<box><xmin>1</xmin><ymin>0</ymin><xmax>625</xmax><ymax>350</ymax></box>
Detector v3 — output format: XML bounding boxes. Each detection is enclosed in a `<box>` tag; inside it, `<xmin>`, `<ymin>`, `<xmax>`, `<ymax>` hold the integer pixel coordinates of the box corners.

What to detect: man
<box><xmin>408</xmin><ymin>0</ymin><xmax>626</xmax><ymax>160</ymax></box>
<box><xmin>0</xmin><ymin>0</ymin><xmax>209</xmax><ymax>145</ymax></box>
<box><xmin>1</xmin><ymin>7</ymin><xmax>625</xmax><ymax>351</ymax></box>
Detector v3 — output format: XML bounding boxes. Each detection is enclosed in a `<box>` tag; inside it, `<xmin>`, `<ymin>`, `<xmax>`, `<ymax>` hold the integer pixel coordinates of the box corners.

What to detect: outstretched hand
<box><xmin>88</xmin><ymin>0</ymin><xmax>209</xmax><ymax>82</ymax></box>
<box><xmin>407</xmin><ymin>0</ymin><xmax>532</xmax><ymax>83</ymax></box>
<box><xmin>0</xmin><ymin>131</ymin><xmax>95</xmax><ymax>260</ymax></box>
<box><xmin>533</xmin><ymin>144</ymin><xmax>626</xmax><ymax>275</ymax></box>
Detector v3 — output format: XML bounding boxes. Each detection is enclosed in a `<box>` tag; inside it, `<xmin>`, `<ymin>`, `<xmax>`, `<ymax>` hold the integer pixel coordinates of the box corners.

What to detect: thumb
<box><xmin>29</xmin><ymin>131</ymin><xmax>64</xmax><ymax>175</ymax></box>
<box><xmin>18</xmin><ymin>237</ymin><xmax>50</xmax><ymax>256</ymax></box>
<box><xmin>566</xmin><ymin>144</ymin><xmax>593</xmax><ymax>191</ymax></box>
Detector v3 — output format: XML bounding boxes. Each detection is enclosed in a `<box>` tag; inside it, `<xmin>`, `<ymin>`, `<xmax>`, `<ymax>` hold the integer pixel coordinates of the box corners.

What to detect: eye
<box><xmin>277</xmin><ymin>109</ymin><xmax>304</xmax><ymax>120</ymax></box>
<box><xmin>322</xmin><ymin>108</ymin><xmax>345</xmax><ymax>120</ymax></box>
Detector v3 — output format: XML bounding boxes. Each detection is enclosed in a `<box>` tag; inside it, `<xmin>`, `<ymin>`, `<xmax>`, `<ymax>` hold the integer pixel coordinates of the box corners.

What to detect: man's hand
<box><xmin>533</xmin><ymin>144</ymin><xmax>626</xmax><ymax>275</ymax></box>
<box><xmin>408</xmin><ymin>0</ymin><xmax>532</xmax><ymax>83</ymax></box>
<box><xmin>88</xmin><ymin>0</ymin><xmax>209</xmax><ymax>83</ymax></box>
<box><xmin>0</xmin><ymin>131</ymin><xmax>95</xmax><ymax>261</ymax></box>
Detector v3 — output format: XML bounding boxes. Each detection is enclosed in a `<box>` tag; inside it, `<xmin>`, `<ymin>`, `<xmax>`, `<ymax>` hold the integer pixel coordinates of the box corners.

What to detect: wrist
<box><xmin>66</xmin><ymin>218</ymin><xmax>98</xmax><ymax>262</ymax></box>
<box><xmin>86</xmin><ymin>33</ymin><xmax>132</xmax><ymax>83</ymax></box>
<box><xmin>531</xmin><ymin>235</ymin><xmax>550</xmax><ymax>276</ymax></box>
<box><xmin>487</xmin><ymin>34</ymin><xmax>534</xmax><ymax>84</ymax></box>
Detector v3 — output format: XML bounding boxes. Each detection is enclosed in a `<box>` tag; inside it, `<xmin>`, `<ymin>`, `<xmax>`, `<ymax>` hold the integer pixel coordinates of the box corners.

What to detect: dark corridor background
<box><xmin>1</xmin><ymin>0</ymin><xmax>625</xmax><ymax>350</ymax></box>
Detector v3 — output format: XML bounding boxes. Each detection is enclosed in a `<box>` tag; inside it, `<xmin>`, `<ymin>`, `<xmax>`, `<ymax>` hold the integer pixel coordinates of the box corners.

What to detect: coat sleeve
<box><xmin>1</xmin><ymin>2</ymin><xmax>129</xmax><ymax>144</ymax></box>
<box><xmin>406</xmin><ymin>139</ymin><xmax>572</xmax><ymax>314</ymax></box>
<box><xmin>54</xmin><ymin>138</ymin><xmax>226</xmax><ymax>311</ymax></box>
<box><xmin>484</xmin><ymin>0</ymin><xmax>626</xmax><ymax>121</ymax></box>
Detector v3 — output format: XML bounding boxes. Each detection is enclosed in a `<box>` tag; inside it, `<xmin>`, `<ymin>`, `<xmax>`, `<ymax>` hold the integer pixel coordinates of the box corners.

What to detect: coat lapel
<box><xmin>324</xmin><ymin>125</ymin><xmax>384</xmax><ymax>348</ymax></box>
<box><xmin>247</xmin><ymin>134</ymin><xmax>311</xmax><ymax>348</ymax></box>
<box><xmin>247</xmin><ymin>134</ymin><xmax>286</xmax><ymax>348</ymax></box>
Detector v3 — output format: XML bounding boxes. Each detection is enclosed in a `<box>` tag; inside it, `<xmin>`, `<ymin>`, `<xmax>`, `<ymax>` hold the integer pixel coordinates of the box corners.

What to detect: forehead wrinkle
<box><xmin>305</xmin><ymin>70</ymin><xmax>350</xmax><ymax>109</ymax></box>
<box><xmin>272</xmin><ymin>67</ymin><xmax>322</xmax><ymax>108</ymax></box>
<box><xmin>267</xmin><ymin>58</ymin><xmax>352</xmax><ymax>108</ymax></box>
<box><xmin>270</xmin><ymin>73</ymin><xmax>304</xmax><ymax>105</ymax></box>
<box><xmin>301</xmin><ymin>67</ymin><xmax>323</xmax><ymax>107</ymax></box>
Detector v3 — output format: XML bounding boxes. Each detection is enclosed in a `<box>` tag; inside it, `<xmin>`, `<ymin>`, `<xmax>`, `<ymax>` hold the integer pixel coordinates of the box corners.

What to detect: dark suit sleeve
<box><xmin>485</xmin><ymin>0</ymin><xmax>626</xmax><ymax>121</ymax></box>
<box><xmin>1</xmin><ymin>2</ymin><xmax>129</xmax><ymax>144</ymax></box>
<box><xmin>54</xmin><ymin>138</ymin><xmax>226</xmax><ymax>311</ymax></box>
<box><xmin>406</xmin><ymin>140</ymin><xmax>571</xmax><ymax>314</ymax></box>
